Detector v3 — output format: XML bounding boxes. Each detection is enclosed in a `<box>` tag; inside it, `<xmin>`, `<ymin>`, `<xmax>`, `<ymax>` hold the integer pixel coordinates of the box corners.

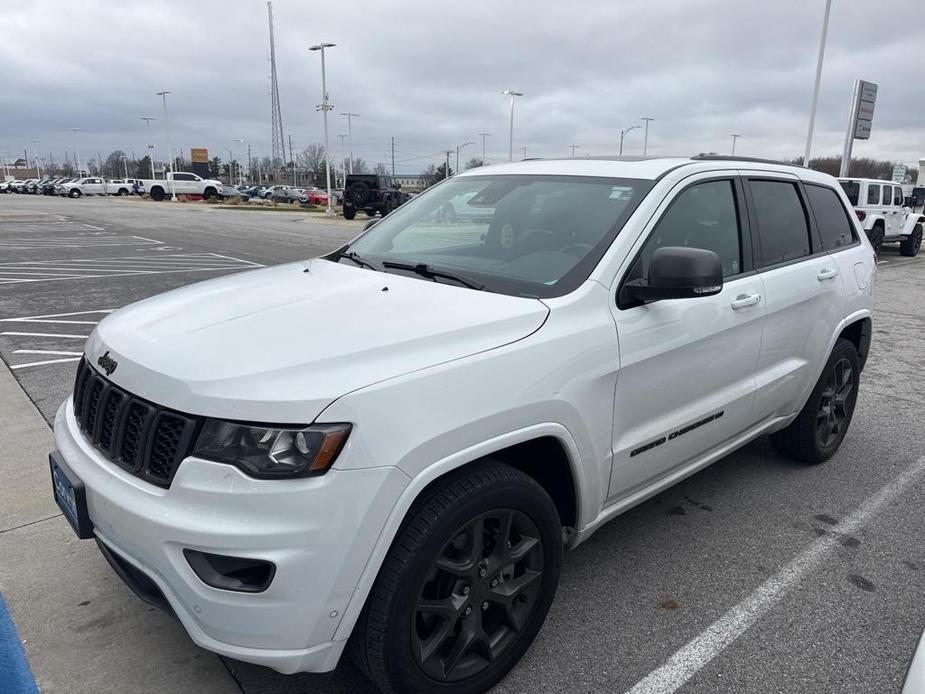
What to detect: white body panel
<box><xmin>138</xmin><ymin>171</ymin><xmax>223</xmax><ymax>197</ymax></box>
<box><xmin>54</xmin><ymin>157</ymin><xmax>874</xmax><ymax>674</ymax></box>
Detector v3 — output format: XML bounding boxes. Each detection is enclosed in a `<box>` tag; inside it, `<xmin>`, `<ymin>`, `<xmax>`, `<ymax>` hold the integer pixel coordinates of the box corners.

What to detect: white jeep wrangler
<box><xmin>837</xmin><ymin>177</ymin><xmax>924</xmax><ymax>256</ymax></box>
<box><xmin>50</xmin><ymin>156</ymin><xmax>874</xmax><ymax>694</ymax></box>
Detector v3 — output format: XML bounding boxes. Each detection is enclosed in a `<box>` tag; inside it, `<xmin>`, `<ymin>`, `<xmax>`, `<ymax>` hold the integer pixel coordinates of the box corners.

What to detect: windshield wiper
<box><xmin>381</xmin><ymin>261</ymin><xmax>485</xmax><ymax>290</ymax></box>
<box><xmin>334</xmin><ymin>250</ymin><xmax>380</xmax><ymax>271</ymax></box>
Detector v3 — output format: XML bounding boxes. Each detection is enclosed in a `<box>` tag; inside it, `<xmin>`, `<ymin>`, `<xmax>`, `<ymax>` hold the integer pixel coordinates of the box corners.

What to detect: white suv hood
<box><xmin>86</xmin><ymin>259</ymin><xmax>548</xmax><ymax>422</ymax></box>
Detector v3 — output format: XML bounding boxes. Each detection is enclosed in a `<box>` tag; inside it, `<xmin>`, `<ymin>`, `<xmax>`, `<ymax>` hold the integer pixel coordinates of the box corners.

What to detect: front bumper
<box><xmin>53</xmin><ymin>399</ymin><xmax>409</xmax><ymax>674</ymax></box>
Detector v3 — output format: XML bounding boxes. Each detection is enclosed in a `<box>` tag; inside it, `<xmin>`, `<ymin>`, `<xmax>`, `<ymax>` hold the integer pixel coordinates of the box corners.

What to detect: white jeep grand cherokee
<box><xmin>50</xmin><ymin>156</ymin><xmax>874</xmax><ymax>694</ymax></box>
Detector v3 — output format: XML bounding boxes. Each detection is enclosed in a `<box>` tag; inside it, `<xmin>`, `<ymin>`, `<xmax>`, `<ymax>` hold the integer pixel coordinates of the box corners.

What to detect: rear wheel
<box><xmin>770</xmin><ymin>338</ymin><xmax>860</xmax><ymax>464</ymax></box>
<box><xmin>900</xmin><ymin>224</ymin><xmax>922</xmax><ymax>257</ymax></box>
<box><xmin>868</xmin><ymin>223</ymin><xmax>884</xmax><ymax>256</ymax></box>
<box><xmin>350</xmin><ymin>461</ymin><xmax>562</xmax><ymax>694</ymax></box>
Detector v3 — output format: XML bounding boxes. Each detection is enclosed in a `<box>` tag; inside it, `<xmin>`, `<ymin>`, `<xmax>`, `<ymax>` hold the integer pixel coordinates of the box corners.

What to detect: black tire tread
<box><xmin>900</xmin><ymin>224</ymin><xmax>922</xmax><ymax>257</ymax></box>
<box><xmin>770</xmin><ymin>338</ymin><xmax>858</xmax><ymax>464</ymax></box>
<box><xmin>350</xmin><ymin>461</ymin><xmax>553</xmax><ymax>694</ymax></box>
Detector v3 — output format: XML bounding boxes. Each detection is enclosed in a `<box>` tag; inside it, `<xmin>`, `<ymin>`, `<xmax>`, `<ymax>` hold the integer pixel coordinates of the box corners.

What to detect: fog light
<box><xmin>183</xmin><ymin>549</ymin><xmax>275</xmax><ymax>593</ymax></box>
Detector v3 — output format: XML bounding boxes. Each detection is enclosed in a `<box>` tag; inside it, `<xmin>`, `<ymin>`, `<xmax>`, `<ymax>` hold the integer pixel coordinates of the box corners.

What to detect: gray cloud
<box><xmin>2</xmin><ymin>0</ymin><xmax>923</xmax><ymax>173</ymax></box>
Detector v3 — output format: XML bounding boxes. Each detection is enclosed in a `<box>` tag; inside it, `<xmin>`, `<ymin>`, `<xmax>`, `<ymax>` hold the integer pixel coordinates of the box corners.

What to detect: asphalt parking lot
<box><xmin>1</xmin><ymin>194</ymin><xmax>925</xmax><ymax>694</ymax></box>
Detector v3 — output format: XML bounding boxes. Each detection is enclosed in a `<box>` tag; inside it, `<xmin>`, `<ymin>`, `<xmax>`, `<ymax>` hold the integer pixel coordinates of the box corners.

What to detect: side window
<box><xmin>174</xmin><ymin>173</ymin><xmax>193</xmax><ymax>182</ymax></box>
<box><xmin>866</xmin><ymin>184</ymin><xmax>880</xmax><ymax>205</ymax></box>
<box><xmin>806</xmin><ymin>184</ymin><xmax>857</xmax><ymax>251</ymax></box>
<box><xmin>636</xmin><ymin>179</ymin><xmax>742</xmax><ymax>278</ymax></box>
<box><xmin>894</xmin><ymin>186</ymin><xmax>904</xmax><ymax>205</ymax></box>
<box><xmin>750</xmin><ymin>179</ymin><xmax>811</xmax><ymax>266</ymax></box>
<box><xmin>882</xmin><ymin>185</ymin><xmax>892</xmax><ymax>207</ymax></box>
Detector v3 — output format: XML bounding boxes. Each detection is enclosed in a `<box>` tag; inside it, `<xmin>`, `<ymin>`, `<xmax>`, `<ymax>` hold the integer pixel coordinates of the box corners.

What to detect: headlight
<box><xmin>193</xmin><ymin>420</ymin><xmax>351</xmax><ymax>479</ymax></box>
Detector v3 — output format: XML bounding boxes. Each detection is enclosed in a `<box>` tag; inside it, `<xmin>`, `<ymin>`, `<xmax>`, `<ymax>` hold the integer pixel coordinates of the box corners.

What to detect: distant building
<box><xmin>394</xmin><ymin>174</ymin><xmax>427</xmax><ymax>193</ymax></box>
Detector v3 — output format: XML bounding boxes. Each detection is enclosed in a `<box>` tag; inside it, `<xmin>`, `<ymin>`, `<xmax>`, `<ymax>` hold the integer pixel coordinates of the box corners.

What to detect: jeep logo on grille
<box><xmin>97</xmin><ymin>351</ymin><xmax>118</xmax><ymax>376</ymax></box>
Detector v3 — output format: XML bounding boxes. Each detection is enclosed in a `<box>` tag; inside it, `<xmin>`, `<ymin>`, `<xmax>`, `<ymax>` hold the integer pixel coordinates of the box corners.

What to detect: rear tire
<box><xmin>350</xmin><ymin>460</ymin><xmax>562</xmax><ymax>694</ymax></box>
<box><xmin>900</xmin><ymin>224</ymin><xmax>922</xmax><ymax>257</ymax></box>
<box><xmin>867</xmin><ymin>223</ymin><xmax>884</xmax><ymax>256</ymax></box>
<box><xmin>770</xmin><ymin>338</ymin><xmax>860</xmax><ymax>464</ymax></box>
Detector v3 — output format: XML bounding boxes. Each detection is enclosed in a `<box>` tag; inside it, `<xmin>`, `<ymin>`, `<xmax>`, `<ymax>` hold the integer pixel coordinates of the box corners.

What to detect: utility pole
<box><xmin>341</xmin><ymin>112</ymin><xmax>358</xmax><ymax>174</ymax></box>
<box><xmin>641</xmin><ymin>117</ymin><xmax>655</xmax><ymax>155</ymax></box>
<box><xmin>445</xmin><ymin>150</ymin><xmax>452</xmax><ymax>179</ymax></box>
<box><xmin>247</xmin><ymin>143</ymin><xmax>252</xmax><ymax>183</ymax></box>
<box><xmin>570</xmin><ymin>144</ymin><xmax>580</xmax><ymax>157</ymax></box>
<box><xmin>730</xmin><ymin>133</ymin><xmax>742</xmax><ymax>156</ymax></box>
<box><xmin>156</xmin><ymin>91</ymin><xmax>177</xmax><ymax>200</ymax></box>
<box><xmin>456</xmin><ymin>141</ymin><xmax>473</xmax><ymax>172</ymax></box>
<box><xmin>478</xmin><ymin>132</ymin><xmax>491</xmax><ymax>164</ymax></box>
<box><xmin>391</xmin><ymin>137</ymin><xmax>396</xmax><ymax>176</ymax></box>
<box><xmin>30</xmin><ymin>140</ymin><xmax>42</xmax><ymax>178</ymax></box>
<box><xmin>140</xmin><ymin>117</ymin><xmax>156</xmax><ymax>179</ymax></box>
<box><xmin>289</xmin><ymin>135</ymin><xmax>295</xmax><ymax>186</ymax></box>
<box><xmin>337</xmin><ymin>134</ymin><xmax>348</xmax><ymax>187</ymax></box>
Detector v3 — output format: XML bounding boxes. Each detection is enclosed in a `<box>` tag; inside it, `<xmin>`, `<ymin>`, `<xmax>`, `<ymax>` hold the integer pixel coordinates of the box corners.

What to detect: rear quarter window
<box><xmin>805</xmin><ymin>184</ymin><xmax>857</xmax><ymax>251</ymax></box>
<box><xmin>866</xmin><ymin>185</ymin><xmax>880</xmax><ymax>205</ymax></box>
<box><xmin>749</xmin><ymin>179</ymin><xmax>812</xmax><ymax>266</ymax></box>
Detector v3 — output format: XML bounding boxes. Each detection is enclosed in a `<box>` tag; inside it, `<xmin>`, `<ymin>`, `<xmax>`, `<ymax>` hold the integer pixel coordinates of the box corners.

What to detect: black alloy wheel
<box><xmin>411</xmin><ymin>509</ymin><xmax>544</xmax><ymax>683</ymax></box>
<box><xmin>815</xmin><ymin>356</ymin><xmax>854</xmax><ymax>449</ymax></box>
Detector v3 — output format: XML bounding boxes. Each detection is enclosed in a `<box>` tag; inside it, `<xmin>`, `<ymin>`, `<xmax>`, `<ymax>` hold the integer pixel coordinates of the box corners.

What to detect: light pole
<box><xmin>340</xmin><ymin>112</ymin><xmax>358</xmax><ymax>174</ymax></box>
<box><xmin>456</xmin><ymin>141</ymin><xmax>473</xmax><ymax>172</ymax></box>
<box><xmin>69</xmin><ymin>128</ymin><xmax>82</xmax><ymax>177</ymax></box>
<box><xmin>478</xmin><ymin>132</ymin><xmax>491</xmax><ymax>164</ymax></box>
<box><xmin>803</xmin><ymin>0</ymin><xmax>832</xmax><ymax>167</ymax></box>
<box><xmin>619</xmin><ymin>125</ymin><xmax>640</xmax><ymax>155</ymax></box>
<box><xmin>30</xmin><ymin>139</ymin><xmax>42</xmax><ymax>178</ymax></box>
<box><xmin>502</xmin><ymin>90</ymin><xmax>523</xmax><ymax>162</ymax></box>
<box><xmin>641</xmin><ymin>117</ymin><xmax>655</xmax><ymax>155</ymax></box>
<box><xmin>234</xmin><ymin>139</ymin><xmax>246</xmax><ymax>184</ymax></box>
<box><xmin>139</xmin><ymin>117</ymin><xmax>156</xmax><ymax>178</ymax></box>
<box><xmin>155</xmin><ymin>91</ymin><xmax>177</xmax><ymax>200</ymax></box>
<box><xmin>224</xmin><ymin>148</ymin><xmax>234</xmax><ymax>184</ymax></box>
<box><xmin>310</xmin><ymin>42</ymin><xmax>336</xmax><ymax>216</ymax></box>
<box><xmin>570</xmin><ymin>144</ymin><xmax>580</xmax><ymax>157</ymax></box>
<box><xmin>122</xmin><ymin>155</ymin><xmax>129</xmax><ymax>179</ymax></box>
<box><xmin>730</xmin><ymin>133</ymin><xmax>742</xmax><ymax>155</ymax></box>
<box><xmin>337</xmin><ymin>134</ymin><xmax>348</xmax><ymax>187</ymax></box>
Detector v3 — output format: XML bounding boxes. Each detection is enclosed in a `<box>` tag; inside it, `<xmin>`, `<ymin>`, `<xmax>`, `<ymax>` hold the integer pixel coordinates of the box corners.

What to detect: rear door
<box><xmin>745</xmin><ymin>175</ymin><xmax>846</xmax><ymax>421</ymax></box>
<box><xmin>608</xmin><ymin>173</ymin><xmax>765</xmax><ymax>499</ymax></box>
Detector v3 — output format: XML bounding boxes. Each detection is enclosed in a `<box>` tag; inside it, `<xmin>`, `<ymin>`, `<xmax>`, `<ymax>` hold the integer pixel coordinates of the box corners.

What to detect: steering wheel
<box><xmin>560</xmin><ymin>243</ymin><xmax>593</xmax><ymax>257</ymax></box>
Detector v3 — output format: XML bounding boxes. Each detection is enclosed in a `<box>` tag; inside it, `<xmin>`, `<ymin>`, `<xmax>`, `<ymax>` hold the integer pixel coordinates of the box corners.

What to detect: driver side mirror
<box><xmin>625</xmin><ymin>246</ymin><xmax>723</xmax><ymax>303</ymax></box>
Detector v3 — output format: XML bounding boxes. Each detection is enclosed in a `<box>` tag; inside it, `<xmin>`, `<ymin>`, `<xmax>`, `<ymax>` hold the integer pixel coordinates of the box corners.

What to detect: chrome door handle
<box><xmin>817</xmin><ymin>268</ymin><xmax>839</xmax><ymax>281</ymax></box>
<box><xmin>731</xmin><ymin>293</ymin><xmax>761</xmax><ymax>310</ymax></box>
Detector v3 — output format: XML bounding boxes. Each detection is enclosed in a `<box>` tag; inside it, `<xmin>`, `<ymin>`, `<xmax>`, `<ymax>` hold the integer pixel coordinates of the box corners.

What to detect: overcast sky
<box><xmin>2</xmin><ymin>0</ymin><xmax>924</xmax><ymax>173</ymax></box>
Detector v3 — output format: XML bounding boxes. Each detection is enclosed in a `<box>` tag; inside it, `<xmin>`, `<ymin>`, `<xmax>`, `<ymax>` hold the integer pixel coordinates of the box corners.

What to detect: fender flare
<box><xmin>901</xmin><ymin>214</ymin><xmax>925</xmax><ymax>236</ymax></box>
<box><xmin>329</xmin><ymin>421</ymin><xmax>586</xmax><ymax>644</ymax></box>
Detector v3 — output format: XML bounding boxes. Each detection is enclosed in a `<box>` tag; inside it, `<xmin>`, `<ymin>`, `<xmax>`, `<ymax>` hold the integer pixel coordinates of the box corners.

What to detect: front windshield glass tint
<box><xmin>345</xmin><ymin>174</ymin><xmax>651</xmax><ymax>297</ymax></box>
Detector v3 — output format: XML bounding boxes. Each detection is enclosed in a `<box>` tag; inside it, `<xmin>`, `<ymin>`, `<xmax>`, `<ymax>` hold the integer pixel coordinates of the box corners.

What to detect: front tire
<box><xmin>68</xmin><ymin>189</ymin><xmax>81</xmax><ymax>198</ymax></box>
<box><xmin>343</xmin><ymin>206</ymin><xmax>356</xmax><ymax>220</ymax></box>
<box><xmin>150</xmin><ymin>186</ymin><xmax>165</xmax><ymax>201</ymax></box>
<box><xmin>351</xmin><ymin>461</ymin><xmax>562</xmax><ymax>694</ymax></box>
<box><xmin>770</xmin><ymin>338</ymin><xmax>860</xmax><ymax>464</ymax></box>
<box><xmin>900</xmin><ymin>224</ymin><xmax>922</xmax><ymax>257</ymax></box>
<box><xmin>867</xmin><ymin>223</ymin><xmax>884</xmax><ymax>256</ymax></box>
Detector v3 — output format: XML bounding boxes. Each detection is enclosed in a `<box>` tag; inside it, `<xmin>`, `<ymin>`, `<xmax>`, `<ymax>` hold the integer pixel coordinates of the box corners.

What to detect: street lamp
<box><xmin>309</xmin><ymin>42</ymin><xmax>336</xmax><ymax>216</ymax></box>
<box><xmin>234</xmin><ymin>139</ymin><xmax>246</xmax><ymax>184</ymax></box>
<box><xmin>337</xmin><ymin>134</ymin><xmax>348</xmax><ymax>187</ymax></box>
<box><xmin>731</xmin><ymin>133</ymin><xmax>742</xmax><ymax>155</ymax></box>
<box><xmin>456</xmin><ymin>141</ymin><xmax>474</xmax><ymax>172</ymax></box>
<box><xmin>30</xmin><ymin>139</ymin><xmax>42</xmax><ymax>178</ymax></box>
<box><xmin>155</xmin><ymin>91</ymin><xmax>177</xmax><ymax>201</ymax></box>
<box><xmin>224</xmin><ymin>147</ymin><xmax>234</xmax><ymax>185</ymax></box>
<box><xmin>502</xmin><ymin>90</ymin><xmax>523</xmax><ymax>162</ymax></box>
<box><xmin>340</xmin><ymin>112</ymin><xmax>358</xmax><ymax>174</ymax></box>
<box><xmin>619</xmin><ymin>125</ymin><xmax>640</xmax><ymax>156</ymax></box>
<box><xmin>69</xmin><ymin>128</ymin><xmax>82</xmax><ymax>177</ymax></box>
<box><xmin>139</xmin><ymin>117</ymin><xmax>156</xmax><ymax>179</ymax></box>
<box><xmin>641</xmin><ymin>117</ymin><xmax>655</xmax><ymax>155</ymax></box>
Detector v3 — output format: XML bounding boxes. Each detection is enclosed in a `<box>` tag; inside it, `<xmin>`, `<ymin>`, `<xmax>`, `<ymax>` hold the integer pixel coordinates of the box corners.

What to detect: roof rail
<box><xmin>691</xmin><ymin>154</ymin><xmax>803</xmax><ymax>167</ymax></box>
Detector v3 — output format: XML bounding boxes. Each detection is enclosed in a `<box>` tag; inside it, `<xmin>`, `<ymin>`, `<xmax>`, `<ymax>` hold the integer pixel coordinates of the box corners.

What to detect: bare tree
<box><xmin>104</xmin><ymin>150</ymin><xmax>127</xmax><ymax>178</ymax></box>
<box><xmin>374</xmin><ymin>162</ymin><xmax>388</xmax><ymax>175</ymax></box>
<box><xmin>464</xmin><ymin>157</ymin><xmax>484</xmax><ymax>170</ymax></box>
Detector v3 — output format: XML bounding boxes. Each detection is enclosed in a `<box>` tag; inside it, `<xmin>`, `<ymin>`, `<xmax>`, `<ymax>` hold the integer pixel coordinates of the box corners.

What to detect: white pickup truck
<box><xmin>837</xmin><ymin>177</ymin><xmax>923</xmax><ymax>256</ymax></box>
<box><xmin>63</xmin><ymin>178</ymin><xmax>134</xmax><ymax>198</ymax></box>
<box><xmin>138</xmin><ymin>172</ymin><xmax>223</xmax><ymax>201</ymax></box>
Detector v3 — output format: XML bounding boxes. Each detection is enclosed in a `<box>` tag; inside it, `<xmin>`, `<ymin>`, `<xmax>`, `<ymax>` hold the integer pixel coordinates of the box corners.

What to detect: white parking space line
<box><xmin>0</xmin><ymin>310</ymin><xmax>112</xmax><ymax>325</ymax></box>
<box><xmin>0</xmin><ymin>235</ymin><xmax>162</xmax><ymax>250</ymax></box>
<box><xmin>622</xmin><ymin>455</ymin><xmax>925</xmax><ymax>694</ymax></box>
<box><xmin>0</xmin><ymin>253</ymin><xmax>263</xmax><ymax>285</ymax></box>
<box><xmin>1</xmin><ymin>332</ymin><xmax>90</xmax><ymax>339</ymax></box>
<box><xmin>82</xmin><ymin>224</ymin><xmax>105</xmax><ymax>230</ymax></box>
<box><xmin>10</xmin><ymin>357</ymin><xmax>81</xmax><ymax>370</ymax></box>
<box><xmin>14</xmin><ymin>350</ymin><xmax>83</xmax><ymax>356</ymax></box>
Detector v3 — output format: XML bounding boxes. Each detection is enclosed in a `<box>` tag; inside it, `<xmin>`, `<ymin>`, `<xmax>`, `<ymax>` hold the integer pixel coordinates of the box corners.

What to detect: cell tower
<box><xmin>267</xmin><ymin>1</ymin><xmax>285</xmax><ymax>168</ymax></box>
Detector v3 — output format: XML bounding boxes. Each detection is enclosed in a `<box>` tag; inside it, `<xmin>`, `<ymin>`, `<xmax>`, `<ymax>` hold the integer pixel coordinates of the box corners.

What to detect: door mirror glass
<box><xmin>626</xmin><ymin>246</ymin><xmax>723</xmax><ymax>302</ymax></box>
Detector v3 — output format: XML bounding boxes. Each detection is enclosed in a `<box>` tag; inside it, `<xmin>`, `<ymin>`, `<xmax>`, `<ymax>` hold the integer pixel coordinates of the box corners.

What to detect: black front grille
<box><xmin>72</xmin><ymin>358</ymin><xmax>201</xmax><ymax>488</ymax></box>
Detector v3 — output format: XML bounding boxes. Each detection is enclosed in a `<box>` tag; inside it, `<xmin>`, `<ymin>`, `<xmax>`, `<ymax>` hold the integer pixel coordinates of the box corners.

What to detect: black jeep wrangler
<box><xmin>342</xmin><ymin>174</ymin><xmax>408</xmax><ymax>219</ymax></box>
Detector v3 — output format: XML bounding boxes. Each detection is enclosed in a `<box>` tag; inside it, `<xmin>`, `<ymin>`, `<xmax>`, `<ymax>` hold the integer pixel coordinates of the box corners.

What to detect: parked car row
<box><xmin>1</xmin><ymin>176</ymin><xmax>141</xmax><ymax>197</ymax></box>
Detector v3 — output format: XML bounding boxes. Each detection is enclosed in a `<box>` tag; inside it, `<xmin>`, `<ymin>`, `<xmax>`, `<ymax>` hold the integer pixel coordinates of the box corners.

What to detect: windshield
<box><xmin>839</xmin><ymin>180</ymin><xmax>860</xmax><ymax>206</ymax></box>
<box><xmin>341</xmin><ymin>174</ymin><xmax>651</xmax><ymax>297</ymax></box>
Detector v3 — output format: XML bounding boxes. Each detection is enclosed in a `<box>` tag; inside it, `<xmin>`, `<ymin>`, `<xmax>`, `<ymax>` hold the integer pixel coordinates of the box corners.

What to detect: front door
<box><xmin>608</xmin><ymin>174</ymin><xmax>765</xmax><ymax>501</ymax></box>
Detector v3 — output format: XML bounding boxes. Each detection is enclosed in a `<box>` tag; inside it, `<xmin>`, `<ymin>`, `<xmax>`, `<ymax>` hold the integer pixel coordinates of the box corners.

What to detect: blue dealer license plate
<box><xmin>50</xmin><ymin>452</ymin><xmax>94</xmax><ymax>539</ymax></box>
